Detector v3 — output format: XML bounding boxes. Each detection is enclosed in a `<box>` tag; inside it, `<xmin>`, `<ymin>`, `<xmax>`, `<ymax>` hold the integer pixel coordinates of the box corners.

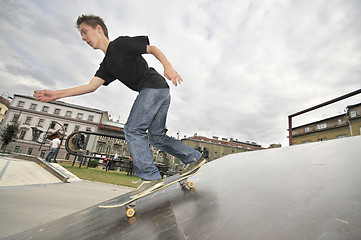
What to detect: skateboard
<box><xmin>99</xmin><ymin>166</ymin><xmax>201</xmax><ymax>217</ymax></box>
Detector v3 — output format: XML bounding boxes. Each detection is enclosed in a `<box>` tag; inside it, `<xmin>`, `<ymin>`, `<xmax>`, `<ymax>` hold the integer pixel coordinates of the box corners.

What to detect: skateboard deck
<box><xmin>99</xmin><ymin>166</ymin><xmax>201</xmax><ymax>217</ymax></box>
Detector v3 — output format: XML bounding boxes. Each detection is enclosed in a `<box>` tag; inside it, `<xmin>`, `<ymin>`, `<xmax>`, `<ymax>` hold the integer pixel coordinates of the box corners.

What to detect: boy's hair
<box><xmin>76</xmin><ymin>14</ymin><xmax>109</xmax><ymax>39</ymax></box>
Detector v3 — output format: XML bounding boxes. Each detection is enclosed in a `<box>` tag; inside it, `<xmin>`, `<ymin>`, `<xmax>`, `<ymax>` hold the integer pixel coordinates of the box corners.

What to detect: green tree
<box><xmin>1</xmin><ymin>124</ymin><xmax>19</xmax><ymax>149</ymax></box>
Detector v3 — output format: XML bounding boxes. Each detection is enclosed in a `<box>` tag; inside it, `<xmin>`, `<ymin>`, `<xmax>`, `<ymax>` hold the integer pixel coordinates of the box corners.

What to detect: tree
<box><xmin>1</xmin><ymin>124</ymin><xmax>19</xmax><ymax>149</ymax></box>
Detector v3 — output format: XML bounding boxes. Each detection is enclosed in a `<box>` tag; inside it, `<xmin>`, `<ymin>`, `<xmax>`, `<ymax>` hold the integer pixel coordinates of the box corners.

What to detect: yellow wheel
<box><xmin>187</xmin><ymin>181</ymin><xmax>194</xmax><ymax>189</ymax></box>
<box><xmin>126</xmin><ymin>208</ymin><xmax>135</xmax><ymax>218</ymax></box>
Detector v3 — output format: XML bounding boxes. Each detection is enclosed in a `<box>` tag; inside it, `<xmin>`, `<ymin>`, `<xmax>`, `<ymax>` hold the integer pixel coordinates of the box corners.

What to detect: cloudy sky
<box><xmin>1</xmin><ymin>0</ymin><xmax>360</xmax><ymax>147</ymax></box>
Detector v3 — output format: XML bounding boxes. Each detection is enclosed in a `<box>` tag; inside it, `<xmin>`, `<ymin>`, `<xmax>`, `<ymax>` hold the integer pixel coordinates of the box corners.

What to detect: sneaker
<box><xmin>130</xmin><ymin>178</ymin><xmax>164</xmax><ymax>199</ymax></box>
<box><xmin>179</xmin><ymin>157</ymin><xmax>206</xmax><ymax>176</ymax></box>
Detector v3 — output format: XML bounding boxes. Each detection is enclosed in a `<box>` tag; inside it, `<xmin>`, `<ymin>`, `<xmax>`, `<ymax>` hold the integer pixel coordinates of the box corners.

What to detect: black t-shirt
<box><xmin>95</xmin><ymin>36</ymin><xmax>169</xmax><ymax>92</ymax></box>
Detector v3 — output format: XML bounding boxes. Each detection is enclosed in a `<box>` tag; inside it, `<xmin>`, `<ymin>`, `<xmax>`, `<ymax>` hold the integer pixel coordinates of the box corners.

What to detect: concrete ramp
<box><xmin>6</xmin><ymin>135</ymin><xmax>361</xmax><ymax>239</ymax></box>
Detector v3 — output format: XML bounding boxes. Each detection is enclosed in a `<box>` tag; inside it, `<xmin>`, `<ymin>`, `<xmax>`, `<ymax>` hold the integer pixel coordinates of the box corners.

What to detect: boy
<box><xmin>33</xmin><ymin>15</ymin><xmax>205</xmax><ymax>198</ymax></box>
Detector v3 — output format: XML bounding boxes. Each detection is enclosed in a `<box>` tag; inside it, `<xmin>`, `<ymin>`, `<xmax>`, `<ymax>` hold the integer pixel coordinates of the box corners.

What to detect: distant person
<box><xmin>45</xmin><ymin>136</ymin><xmax>61</xmax><ymax>162</ymax></box>
<box><xmin>105</xmin><ymin>157</ymin><xmax>113</xmax><ymax>171</ymax></box>
<box><xmin>33</xmin><ymin>14</ymin><xmax>206</xmax><ymax>199</ymax></box>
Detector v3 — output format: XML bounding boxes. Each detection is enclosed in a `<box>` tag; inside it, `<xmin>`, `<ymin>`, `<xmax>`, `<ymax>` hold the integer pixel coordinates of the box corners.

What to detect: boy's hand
<box><xmin>33</xmin><ymin>90</ymin><xmax>59</xmax><ymax>102</ymax></box>
<box><xmin>164</xmin><ymin>66</ymin><xmax>183</xmax><ymax>86</ymax></box>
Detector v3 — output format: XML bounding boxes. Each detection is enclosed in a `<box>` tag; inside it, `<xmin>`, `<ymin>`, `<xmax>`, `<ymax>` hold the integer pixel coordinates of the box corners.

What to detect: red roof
<box><xmin>185</xmin><ymin>135</ymin><xmax>265</xmax><ymax>151</ymax></box>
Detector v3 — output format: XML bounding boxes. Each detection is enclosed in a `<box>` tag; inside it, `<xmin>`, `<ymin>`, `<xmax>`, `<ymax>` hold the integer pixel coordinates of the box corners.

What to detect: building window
<box><xmin>74</xmin><ymin>125</ymin><xmax>80</xmax><ymax>132</ymax></box>
<box><xmin>97</xmin><ymin>143</ymin><xmax>104</xmax><ymax>153</ymax></box>
<box><xmin>77</xmin><ymin>113</ymin><xmax>83</xmax><ymax>119</ymax></box>
<box><xmin>38</xmin><ymin>119</ymin><xmax>45</xmax><ymax>127</ymax></box>
<box><xmin>304</xmin><ymin>127</ymin><xmax>310</xmax><ymax>133</ymax></box>
<box><xmin>214</xmin><ymin>152</ymin><xmax>218</xmax><ymax>158</ymax></box>
<box><xmin>66</xmin><ymin>111</ymin><xmax>72</xmax><ymax>117</ymax></box>
<box><xmin>336</xmin><ymin>134</ymin><xmax>347</xmax><ymax>139</ymax></box>
<box><xmin>25</xmin><ymin>116</ymin><xmax>32</xmax><ymax>125</ymax></box>
<box><xmin>86</xmin><ymin>127</ymin><xmax>91</xmax><ymax>132</ymax></box>
<box><xmin>318</xmin><ymin>138</ymin><xmax>327</xmax><ymax>141</ymax></box>
<box><xmin>40</xmin><ymin>150</ymin><xmax>46</xmax><ymax>158</ymax></box>
<box><xmin>14</xmin><ymin>146</ymin><xmax>21</xmax><ymax>153</ymax></box>
<box><xmin>17</xmin><ymin>101</ymin><xmax>25</xmax><ymax>108</ymax></box>
<box><xmin>317</xmin><ymin>123</ymin><xmax>327</xmax><ymax>130</ymax></box>
<box><xmin>350</xmin><ymin>111</ymin><xmax>357</xmax><ymax>118</ymax></box>
<box><xmin>19</xmin><ymin>130</ymin><xmax>27</xmax><ymax>139</ymax></box>
<box><xmin>42</xmin><ymin>106</ymin><xmax>49</xmax><ymax>112</ymax></box>
<box><xmin>50</xmin><ymin>121</ymin><xmax>56</xmax><ymax>129</ymax></box>
<box><xmin>64</xmin><ymin>123</ymin><xmax>68</xmax><ymax>132</ymax></box>
<box><xmin>338</xmin><ymin>119</ymin><xmax>342</xmax><ymax>125</ymax></box>
<box><xmin>30</xmin><ymin>103</ymin><xmax>37</xmax><ymax>110</ymax></box>
<box><xmin>11</xmin><ymin>114</ymin><xmax>19</xmax><ymax>122</ymax></box>
<box><xmin>88</xmin><ymin>115</ymin><xmax>94</xmax><ymax>121</ymax></box>
<box><xmin>54</xmin><ymin>108</ymin><xmax>61</xmax><ymax>114</ymax></box>
<box><xmin>27</xmin><ymin>148</ymin><xmax>33</xmax><ymax>155</ymax></box>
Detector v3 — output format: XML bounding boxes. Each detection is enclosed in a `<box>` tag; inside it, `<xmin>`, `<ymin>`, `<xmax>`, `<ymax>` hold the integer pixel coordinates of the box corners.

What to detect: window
<box><xmin>11</xmin><ymin>114</ymin><xmax>19</xmax><ymax>122</ymax></box>
<box><xmin>214</xmin><ymin>152</ymin><xmax>218</xmax><ymax>158</ymax></box>
<box><xmin>54</xmin><ymin>108</ymin><xmax>61</xmax><ymax>114</ymax></box>
<box><xmin>42</xmin><ymin>106</ymin><xmax>49</xmax><ymax>112</ymax></box>
<box><xmin>66</xmin><ymin>111</ymin><xmax>72</xmax><ymax>117</ymax></box>
<box><xmin>19</xmin><ymin>130</ymin><xmax>27</xmax><ymax>139</ymax></box>
<box><xmin>77</xmin><ymin>113</ymin><xmax>83</xmax><ymax>119</ymax></box>
<box><xmin>25</xmin><ymin>116</ymin><xmax>32</xmax><ymax>125</ymax></box>
<box><xmin>304</xmin><ymin>127</ymin><xmax>310</xmax><ymax>133</ymax></box>
<box><xmin>88</xmin><ymin>115</ymin><xmax>94</xmax><ymax>121</ymax></box>
<box><xmin>338</xmin><ymin>119</ymin><xmax>342</xmax><ymax>125</ymax></box>
<box><xmin>350</xmin><ymin>111</ymin><xmax>357</xmax><ymax>118</ymax></box>
<box><xmin>30</xmin><ymin>103</ymin><xmax>37</xmax><ymax>110</ymax></box>
<box><xmin>336</xmin><ymin>134</ymin><xmax>347</xmax><ymax>139</ymax></box>
<box><xmin>74</xmin><ymin>125</ymin><xmax>80</xmax><ymax>132</ymax></box>
<box><xmin>318</xmin><ymin>138</ymin><xmax>327</xmax><ymax>142</ymax></box>
<box><xmin>64</xmin><ymin>123</ymin><xmax>68</xmax><ymax>132</ymax></box>
<box><xmin>86</xmin><ymin>127</ymin><xmax>91</xmax><ymax>132</ymax></box>
<box><xmin>14</xmin><ymin>146</ymin><xmax>21</xmax><ymax>153</ymax></box>
<box><xmin>97</xmin><ymin>143</ymin><xmax>104</xmax><ymax>153</ymax></box>
<box><xmin>17</xmin><ymin>101</ymin><xmax>25</xmax><ymax>108</ymax></box>
<box><xmin>27</xmin><ymin>148</ymin><xmax>33</xmax><ymax>155</ymax></box>
<box><xmin>40</xmin><ymin>150</ymin><xmax>46</xmax><ymax>158</ymax></box>
<box><xmin>38</xmin><ymin>119</ymin><xmax>44</xmax><ymax>127</ymax></box>
<box><xmin>317</xmin><ymin>123</ymin><xmax>327</xmax><ymax>130</ymax></box>
<box><xmin>50</xmin><ymin>121</ymin><xmax>56</xmax><ymax>129</ymax></box>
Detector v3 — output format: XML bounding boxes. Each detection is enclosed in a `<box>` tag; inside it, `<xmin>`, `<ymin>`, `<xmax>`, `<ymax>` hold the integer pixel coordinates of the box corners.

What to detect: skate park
<box><xmin>1</xmin><ymin>135</ymin><xmax>360</xmax><ymax>239</ymax></box>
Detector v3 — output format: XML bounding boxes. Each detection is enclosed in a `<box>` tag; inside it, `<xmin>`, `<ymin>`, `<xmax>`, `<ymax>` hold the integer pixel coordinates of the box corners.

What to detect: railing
<box><xmin>288</xmin><ymin>88</ymin><xmax>361</xmax><ymax>146</ymax></box>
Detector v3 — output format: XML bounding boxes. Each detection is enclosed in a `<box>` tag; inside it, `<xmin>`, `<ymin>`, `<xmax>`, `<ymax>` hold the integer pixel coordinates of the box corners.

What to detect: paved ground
<box><xmin>0</xmin><ymin>156</ymin><xmax>133</xmax><ymax>239</ymax></box>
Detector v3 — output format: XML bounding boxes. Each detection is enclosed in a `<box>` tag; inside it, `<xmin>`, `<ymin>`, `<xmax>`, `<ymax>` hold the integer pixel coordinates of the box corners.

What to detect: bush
<box><xmin>88</xmin><ymin>160</ymin><xmax>99</xmax><ymax>168</ymax></box>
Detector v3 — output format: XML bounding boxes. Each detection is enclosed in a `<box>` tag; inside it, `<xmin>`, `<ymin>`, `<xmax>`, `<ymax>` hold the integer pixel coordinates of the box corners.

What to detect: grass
<box><xmin>60</xmin><ymin>163</ymin><xmax>139</xmax><ymax>188</ymax></box>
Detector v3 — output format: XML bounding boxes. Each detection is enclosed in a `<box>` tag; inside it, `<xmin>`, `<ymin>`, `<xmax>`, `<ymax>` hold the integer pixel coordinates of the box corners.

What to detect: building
<box><xmin>181</xmin><ymin>135</ymin><xmax>265</xmax><ymax>163</ymax></box>
<box><xmin>1</xmin><ymin>94</ymin><xmax>108</xmax><ymax>159</ymax></box>
<box><xmin>291</xmin><ymin>103</ymin><xmax>361</xmax><ymax>145</ymax></box>
<box><xmin>0</xmin><ymin>96</ymin><xmax>10</xmax><ymax>124</ymax></box>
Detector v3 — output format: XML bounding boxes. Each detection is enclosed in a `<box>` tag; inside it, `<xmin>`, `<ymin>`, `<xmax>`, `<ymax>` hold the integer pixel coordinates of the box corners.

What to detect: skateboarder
<box><xmin>33</xmin><ymin>14</ymin><xmax>205</xmax><ymax>198</ymax></box>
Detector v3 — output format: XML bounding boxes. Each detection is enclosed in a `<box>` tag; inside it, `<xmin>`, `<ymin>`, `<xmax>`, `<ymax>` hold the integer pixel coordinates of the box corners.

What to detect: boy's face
<box><xmin>79</xmin><ymin>23</ymin><xmax>103</xmax><ymax>49</ymax></box>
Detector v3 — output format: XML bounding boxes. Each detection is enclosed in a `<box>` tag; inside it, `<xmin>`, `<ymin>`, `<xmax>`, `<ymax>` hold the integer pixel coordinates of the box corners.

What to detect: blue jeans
<box><xmin>124</xmin><ymin>88</ymin><xmax>202</xmax><ymax>181</ymax></box>
<box><xmin>45</xmin><ymin>147</ymin><xmax>58</xmax><ymax>162</ymax></box>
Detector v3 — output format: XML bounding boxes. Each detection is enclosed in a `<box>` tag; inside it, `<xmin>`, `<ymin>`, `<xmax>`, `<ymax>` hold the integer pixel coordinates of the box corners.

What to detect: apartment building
<box><xmin>291</xmin><ymin>103</ymin><xmax>361</xmax><ymax>145</ymax></box>
<box><xmin>0</xmin><ymin>96</ymin><xmax>10</xmax><ymax>124</ymax></box>
<box><xmin>1</xmin><ymin>94</ymin><xmax>108</xmax><ymax>159</ymax></box>
<box><xmin>181</xmin><ymin>135</ymin><xmax>265</xmax><ymax>162</ymax></box>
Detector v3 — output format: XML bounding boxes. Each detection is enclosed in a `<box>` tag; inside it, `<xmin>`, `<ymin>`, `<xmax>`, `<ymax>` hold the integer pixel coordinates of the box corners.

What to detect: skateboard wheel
<box><xmin>187</xmin><ymin>181</ymin><xmax>194</xmax><ymax>189</ymax></box>
<box><xmin>126</xmin><ymin>208</ymin><xmax>135</xmax><ymax>218</ymax></box>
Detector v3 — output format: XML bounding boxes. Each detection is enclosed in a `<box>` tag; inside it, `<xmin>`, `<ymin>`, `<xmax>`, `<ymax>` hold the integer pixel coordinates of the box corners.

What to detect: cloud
<box><xmin>1</xmin><ymin>0</ymin><xmax>360</xmax><ymax>147</ymax></box>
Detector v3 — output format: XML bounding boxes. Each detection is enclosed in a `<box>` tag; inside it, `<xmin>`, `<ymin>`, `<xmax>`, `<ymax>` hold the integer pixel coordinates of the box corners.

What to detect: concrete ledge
<box><xmin>9</xmin><ymin>154</ymin><xmax>70</xmax><ymax>183</ymax></box>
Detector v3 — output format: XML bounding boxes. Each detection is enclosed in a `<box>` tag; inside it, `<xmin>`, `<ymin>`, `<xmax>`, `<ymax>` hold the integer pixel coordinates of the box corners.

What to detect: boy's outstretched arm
<box><xmin>147</xmin><ymin>45</ymin><xmax>183</xmax><ymax>86</ymax></box>
<box><xmin>33</xmin><ymin>77</ymin><xmax>104</xmax><ymax>102</ymax></box>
